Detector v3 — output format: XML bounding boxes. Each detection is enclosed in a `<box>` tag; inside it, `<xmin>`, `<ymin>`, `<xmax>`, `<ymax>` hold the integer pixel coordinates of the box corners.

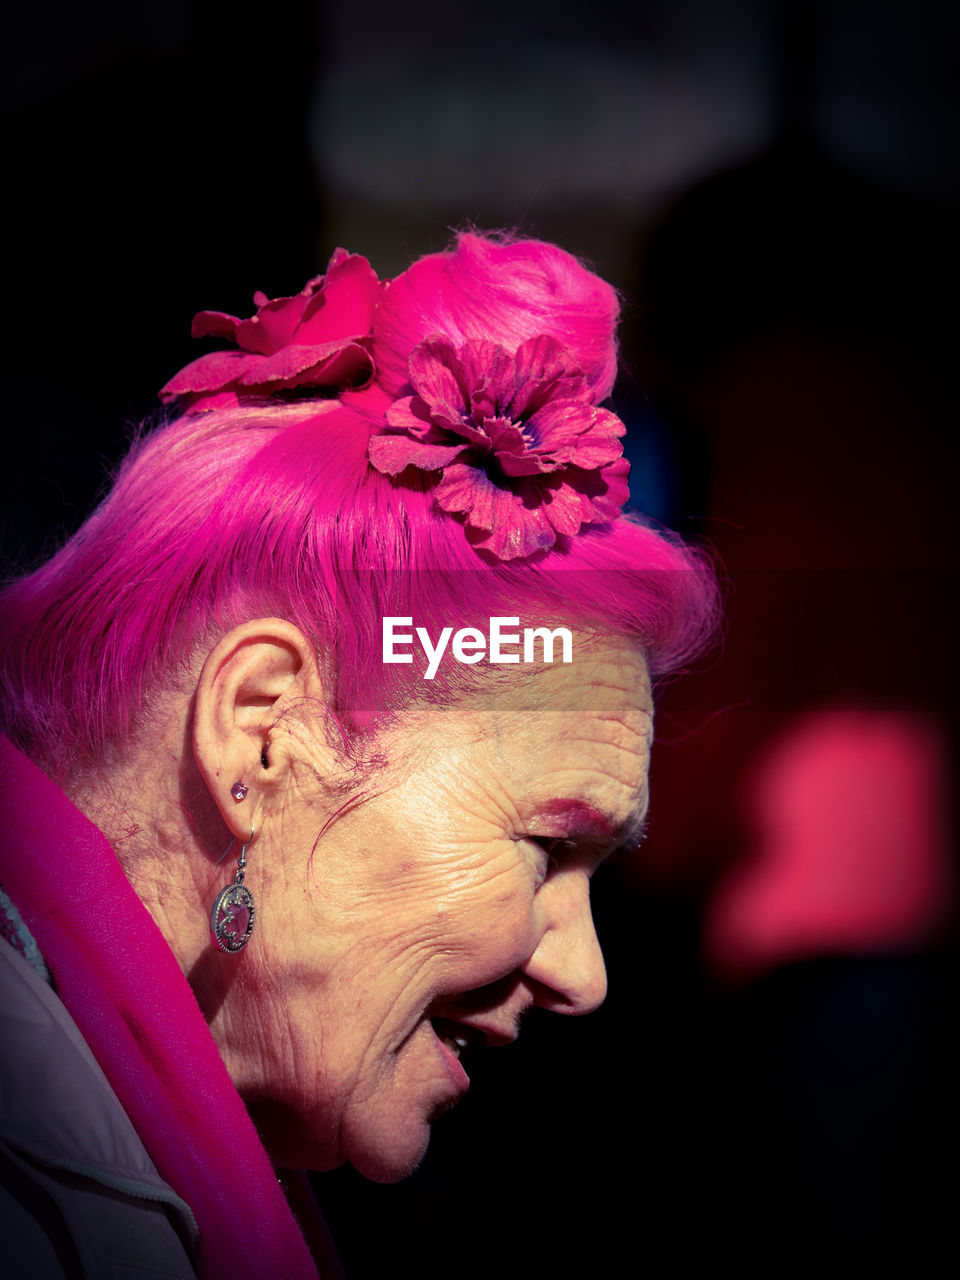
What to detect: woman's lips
<box><xmin>429</xmin><ymin>1018</ymin><xmax>472</xmax><ymax>1092</ymax></box>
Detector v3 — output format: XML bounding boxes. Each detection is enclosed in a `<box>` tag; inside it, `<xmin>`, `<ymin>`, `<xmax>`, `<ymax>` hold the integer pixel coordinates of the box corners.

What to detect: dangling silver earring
<box><xmin>211</xmin><ymin>825</ymin><xmax>256</xmax><ymax>954</ymax></box>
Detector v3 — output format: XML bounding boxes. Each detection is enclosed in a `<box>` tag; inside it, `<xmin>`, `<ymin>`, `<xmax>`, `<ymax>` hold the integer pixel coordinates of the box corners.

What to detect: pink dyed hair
<box><xmin>0</xmin><ymin>232</ymin><xmax>718</xmax><ymax>775</ymax></box>
<box><xmin>373</xmin><ymin>232</ymin><xmax>621</xmax><ymax>401</ymax></box>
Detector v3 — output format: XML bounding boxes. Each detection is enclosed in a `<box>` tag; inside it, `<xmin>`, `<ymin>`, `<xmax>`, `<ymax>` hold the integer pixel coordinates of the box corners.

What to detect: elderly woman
<box><xmin>0</xmin><ymin>233</ymin><xmax>716</xmax><ymax>1278</ymax></box>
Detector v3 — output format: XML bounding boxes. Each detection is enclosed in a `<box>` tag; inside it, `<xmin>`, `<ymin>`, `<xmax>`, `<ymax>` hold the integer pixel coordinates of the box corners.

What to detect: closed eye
<box><xmin>525</xmin><ymin>836</ymin><xmax>579</xmax><ymax>883</ymax></box>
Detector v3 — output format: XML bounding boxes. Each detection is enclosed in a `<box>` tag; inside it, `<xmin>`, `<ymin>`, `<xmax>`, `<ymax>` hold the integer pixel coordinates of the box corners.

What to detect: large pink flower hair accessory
<box><xmin>160</xmin><ymin>249</ymin><xmax>381</xmax><ymax>412</ymax></box>
<box><xmin>368</xmin><ymin>334</ymin><xmax>630</xmax><ymax>559</ymax></box>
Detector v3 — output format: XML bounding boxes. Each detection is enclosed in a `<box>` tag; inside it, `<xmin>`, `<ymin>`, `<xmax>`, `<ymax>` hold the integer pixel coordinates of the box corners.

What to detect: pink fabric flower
<box><xmin>368</xmin><ymin>335</ymin><xmax>629</xmax><ymax>559</ymax></box>
<box><xmin>159</xmin><ymin>249</ymin><xmax>381</xmax><ymax>410</ymax></box>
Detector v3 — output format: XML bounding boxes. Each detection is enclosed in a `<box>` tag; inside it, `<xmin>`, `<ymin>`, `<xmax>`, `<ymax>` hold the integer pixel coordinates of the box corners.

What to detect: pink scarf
<box><xmin>1</xmin><ymin>736</ymin><xmax>323</xmax><ymax>1279</ymax></box>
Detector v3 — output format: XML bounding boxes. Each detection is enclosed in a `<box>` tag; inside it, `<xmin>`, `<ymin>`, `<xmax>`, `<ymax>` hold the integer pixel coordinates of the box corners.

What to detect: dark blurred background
<box><xmin>3</xmin><ymin>0</ymin><xmax>957</xmax><ymax>1274</ymax></box>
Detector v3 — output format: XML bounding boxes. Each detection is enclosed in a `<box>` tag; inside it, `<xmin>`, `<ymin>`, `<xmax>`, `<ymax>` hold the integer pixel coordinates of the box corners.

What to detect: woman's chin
<box><xmin>342</xmin><ymin>1113</ymin><xmax>434</xmax><ymax>1184</ymax></box>
<box><xmin>331</xmin><ymin>1015</ymin><xmax>470</xmax><ymax>1180</ymax></box>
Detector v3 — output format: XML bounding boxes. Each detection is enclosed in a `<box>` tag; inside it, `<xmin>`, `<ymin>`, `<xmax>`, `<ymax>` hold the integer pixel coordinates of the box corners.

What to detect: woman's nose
<box><xmin>521</xmin><ymin>874</ymin><xmax>608</xmax><ymax>1014</ymax></box>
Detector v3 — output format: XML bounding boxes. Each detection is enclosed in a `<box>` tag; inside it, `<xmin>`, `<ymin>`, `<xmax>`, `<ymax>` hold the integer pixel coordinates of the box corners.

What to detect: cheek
<box><xmin>429</xmin><ymin>864</ymin><xmax>542</xmax><ymax>979</ymax></box>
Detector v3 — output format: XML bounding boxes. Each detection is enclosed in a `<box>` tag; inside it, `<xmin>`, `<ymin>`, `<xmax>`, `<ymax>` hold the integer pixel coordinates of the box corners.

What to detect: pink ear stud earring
<box><xmin>230</xmin><ymin>781</ymin><xmax>249</xmax><ymax>802</ymax></box>
<box><xmin>210</xmin><ymin>825</ymin><xmax>256</xmax><ymax>954</ymax></box>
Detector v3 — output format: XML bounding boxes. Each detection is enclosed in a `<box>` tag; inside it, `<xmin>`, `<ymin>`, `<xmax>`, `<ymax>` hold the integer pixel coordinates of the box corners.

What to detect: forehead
<box><xmin>390</xmin><ymin>639</ymin><xmax>654</xmax><ymax>843</ymax></box>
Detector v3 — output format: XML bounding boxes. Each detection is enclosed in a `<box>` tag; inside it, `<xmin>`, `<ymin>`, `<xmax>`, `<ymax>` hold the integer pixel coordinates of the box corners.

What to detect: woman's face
<box><xmin>218</xmin><ymin>640</ymin><xmax>653</xmax><ymax>1181</ymax></box>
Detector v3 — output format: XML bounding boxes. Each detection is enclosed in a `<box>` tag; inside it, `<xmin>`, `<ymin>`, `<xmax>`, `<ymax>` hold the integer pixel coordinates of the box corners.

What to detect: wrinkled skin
<box><xmin>205</xmin><ymin>639</ymin><xmax>653</xmax><ymax>1182</ymax></box>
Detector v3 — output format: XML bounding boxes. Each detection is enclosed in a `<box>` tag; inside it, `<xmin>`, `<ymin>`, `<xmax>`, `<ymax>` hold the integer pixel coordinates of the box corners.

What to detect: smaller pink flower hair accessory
<box><xmin>368</xmin><ymin>334</ymin><xmax>630</xmax><ymax>559</ymax></box>
<box><xmin>159</xmin><ymin>249</ymin><xmax>381</xmax><ymax>412</ymax></box>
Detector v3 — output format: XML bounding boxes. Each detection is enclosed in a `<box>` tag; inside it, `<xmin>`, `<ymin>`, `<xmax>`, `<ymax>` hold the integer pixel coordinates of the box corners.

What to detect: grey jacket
<box><xmin>0</xmin><ymin>937</ymin><xmax>200</xmax><ymax>1279</ymax></box>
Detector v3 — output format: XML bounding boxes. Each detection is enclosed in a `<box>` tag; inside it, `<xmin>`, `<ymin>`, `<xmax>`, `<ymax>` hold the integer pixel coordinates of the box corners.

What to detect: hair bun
<box><xmin>372</xmin><ymin>232</ymin><xmax>620</xmax><ymax>403</ymax></box>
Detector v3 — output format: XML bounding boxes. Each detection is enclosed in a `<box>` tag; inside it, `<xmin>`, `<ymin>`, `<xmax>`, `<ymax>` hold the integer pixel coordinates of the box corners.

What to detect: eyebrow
<box><xmin>527</xmin><ymin>793</ymin><xmax>655</xmax><ymax>855</ymax></box>
<box><xmin>528</xmin><ymin>798</ymin><xmax>625</xmax><ymax>841</ymax></box>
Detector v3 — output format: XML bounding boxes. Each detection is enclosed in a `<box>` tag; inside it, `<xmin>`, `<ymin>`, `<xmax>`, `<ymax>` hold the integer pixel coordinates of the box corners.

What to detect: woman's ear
<box><xmin>192</xmin><ymin>618</ymin><xmax>321</xmax><ymax>840</ymax></box>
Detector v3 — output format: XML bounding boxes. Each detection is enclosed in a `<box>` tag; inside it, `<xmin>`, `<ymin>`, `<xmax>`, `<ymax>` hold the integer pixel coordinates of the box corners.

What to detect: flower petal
<box><xmin>304</xmin><ymin>342</ymin><xmax>376</xmax><ymax>390</ymax></box>
<box><xmin>458</xmin><ymin>340</ymin><xmax>513</xmax><ymax>420</ymax></box>
<box><xmin>540</xmin><ymin>482</ymin><xmax>586</xmax><ymax>536</ymax></box>
<box><xmin>385</xmin><ymin>395</ymin><xmax>431</xmax><ymax>432</ymax></box>
<box><xmin>191</xmin><ymin>309</ymin><xmax>243</xmax><ymax>342</ymax></box>
<box><xmin>508</xmin><ymin>335</ymin><xmax>587</xmax><ymax>419</ymax></box>
<box><xmin>526</xmin><ymin>401</ymin><xmax>625</xmax><ymax>468</ymax></box>
<box><xmin>387</xmin><ymin>394</ymin><xmax>488</xmax><ymax>448</ymax></box>
<box><xmin>579</xmin><ymin>405</ymin><xmax>627</xmax><ymax>441</ymax></box>
<box><xmin>513</xmin><ymin>333</ymin><xmax>569</xmax><ymax>382</ymax></box>
<box><xmin>556</xmin><ymin>457</ymin><xmax>631</xmax><ymax>524</ymax></box>
<box><xmin>431</xmin><ymin>462</ymin><xmax>494</xmax><ymax>519</ymax></box>
<box><xmin>475</xmin><ymin>508</ymin><xmax>558</xmax><ymax>558</ymax></box>
<box><xmin>239</xmin><ymin>290</ymin><xmax>314</xmax><ymax>354</ymax></box>
<box><xmin>369</xmin><ymin>435</ymin><xmax>467</xmax><ymax>475</ymax></box>
<box><xmin>521</xmin><ymin>399</ymin><xmax>589</xmax><ymax>460</ymax></box>
<box><xmin>407</xmin><ymin>338</ymin><xmax>469</xmax><ymax>419</ymax></box>
<box><xmin>484</xmin><ymin>418</ymin><xmax>527</xmax><ymax>455</ymax></box>
<box><xmin>433</xmin><ymin>465</ymin><xmax>557</xmax><ymax>558</ymax></box>
<box><xmin>594</xmin><ymin>456</ymin><xmax>632</xmax><ymax>517</ymax></box>
<box><xmin>159</xmin><ymin>350</ymin><xmax>259</xmax><ymax>400</ymax></box>
<box><xmin>497</xmin><ymin>450</ymin><xmax>562</xmax><ymax>478</ymax></box>
<box><xmin>434</xmin><ymin>414</ymin><xmax>490</xmax><ymax>448</ymax></box>
<box><xmin>297</xmin><ymin>251</ymin><xmax>382</xmax><ymax>344</ymax></box>
<box><xmin>237</xmin><ymin>340</ymin><xmax>373</xmax><ymax>389</ymax></box>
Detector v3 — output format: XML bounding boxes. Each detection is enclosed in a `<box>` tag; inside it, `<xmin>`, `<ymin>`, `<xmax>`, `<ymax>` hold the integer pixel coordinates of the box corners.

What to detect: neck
<box><xmin>60</xmin><ymin>711</ymin><xmax>233</xmax><ymax>1016</ymax></box>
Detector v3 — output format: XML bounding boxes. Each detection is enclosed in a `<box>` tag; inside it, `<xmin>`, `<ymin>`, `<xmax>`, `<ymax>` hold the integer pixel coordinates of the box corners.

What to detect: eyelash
<box><xmin>526</xmin><ymin>836</ymin><xmax>577</xmax><ymax>881</ymax></box>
